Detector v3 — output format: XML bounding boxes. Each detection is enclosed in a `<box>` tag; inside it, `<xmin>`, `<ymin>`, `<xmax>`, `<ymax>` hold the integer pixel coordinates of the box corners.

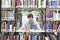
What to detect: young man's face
<box><xmin>28</xmin><ymin>17</ymin><xmax>33</xmax><ymax>22</ymax></box>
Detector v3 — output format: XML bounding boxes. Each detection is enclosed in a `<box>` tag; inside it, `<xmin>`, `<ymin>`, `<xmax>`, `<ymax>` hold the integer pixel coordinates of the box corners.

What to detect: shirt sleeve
<box><xmin>36</xmin><ymin>22</ymin><xmax>42</xmax><ymax>30</ymax></box>
<box><xmin>20</xmin><ymin>23</ymin><xmax>27</xmax><ymax>30</ymax></box>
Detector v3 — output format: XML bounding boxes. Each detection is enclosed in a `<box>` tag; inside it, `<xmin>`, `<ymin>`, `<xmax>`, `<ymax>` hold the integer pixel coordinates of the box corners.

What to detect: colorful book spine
<box><xmin>49</xmin><ymin>11</ymin><xmax>53</xmax><ymax>18</ymax></box>
<box><xmin>16</xmin><ymin>0</ymin><xmax>20</xmax><ymax>6</ymax></box>
<box><xmin>3</xmin><ymin>35</ymin><xmax>7</xmax><ymax>40</ymax></box>
<box><xmin>9</xmin><ymin>35</ymin><xmax>14</xmax><ymax>40</ymax></box>
<box><xmin>8</xmin><ymin>0</ymin><xmax>11</xmax><ymax>8</ymax></box>
<box><xmin>46</xmin><ymin>22</ymin><xmax>50</xmax><ymax>32</ymax></box>
<box><xmin>46</xmin><ymin>10</ymin><xmax>49</xmax><ymax>18</ymax></box>
<box><xmin>26</xmin><ymin>0</ymin><xmax>28</xmax><ymax>7</ymax></box>
<box><xmin>39</xmin><ymin>36</ymin><xmax>40</xmax><ymax>40</ymax></box>
<box><xmin>24</xmin><ymin>35</ymin><xmax>26</xmax><ymax>40</ymax></box>
<box><xmin>12</xmin><ymin>0</ymin><xmax>15</xmax><ymax>8</ymax></box>
<box><xmin>53</xmin><ymin>22</ymin><xmax>58</xmax><ymax>31</ymax></box>
<box><xmin>23</xmin><ymin>0</ymin><xmax>26</xmax><ymax>7</ymax></box>
<box><xmin>9</xmin><ymin>11</ymin><xmax>14</xmax><ymax>20</ymax></box>
<box><xmin>16</xmin><ymin>35</ymin><xmax>19</xmax><ymax>40</ymax></box>
<box><xmin>59</xmin><ymin>0</ymin><xmax>60</xmax><ymax>5</ymax></box>
<box><xmin>38</xmin><ymin>0</ymin><xmax>41</xmax><ymax>8</ymax></box>
<box><xmin>7</xmin><ymin>21</ymin><xmax>10</xmax><ymax>31</ymax></box>
<box><xmin>28</xmin><ymin>35</ymin><xmax>30</xmax><ymax>40</ymax></box>
<box><xmin>32</xmin><ymin>0</ymin><xmax>35</xmax><ymax>8</ymax></box>
<box><xmin>32</xmin><ymin>35</ymin><xmax>35</xmax><ymax>40</ymax></box>
<box><xmin>6</xmin><ymin>11</ymin><xmax>9</xmax><ymax>20</ymax></box>
<box><xmin>1</xmin><ymin>11</ymin><xmax>5</xmax><ymax>19</ymax></box>
<box><xmin>20</xmin><ymin>34</ymin><xmax>24</xmax><ymax>40</ymax></box>
<box><xmin>4</xmin><ymin>22</ymin><xmax>7</xmax><ymax>31</ymax></box>
<box><xmin>28</xmin><ymin>0</ymin><xmax>32</xmax><ymax>8</ymax></box>
<box><xmin>12</xmin><ymin>21</ymin><xmax>14</xmax><ymax>31</ymax></box>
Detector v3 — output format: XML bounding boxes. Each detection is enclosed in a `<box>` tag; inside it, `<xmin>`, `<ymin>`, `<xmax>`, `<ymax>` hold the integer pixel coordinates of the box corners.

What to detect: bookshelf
<box><xmin>15</xmin><ymin>8</ymin><xmax>46</xmax><ymax>32</ymax></box>
<box><xmin>1</xmin><ymin>0</ymin><xmax>60</xmax><ymax>40</ymax></box>
<box><xmin>46</xmin><ymin>0</ymin><xmax>60</xmax><ymax>8</ymax></box>
<box><xmin>46</xmin><ymin>9</ymin><xmax>60</xmax><ymax>32</ymax></box>
<box><xmin>1</xmin><ymin>0</ymin><xmax>15</xmax><ymax>32</ymax></box>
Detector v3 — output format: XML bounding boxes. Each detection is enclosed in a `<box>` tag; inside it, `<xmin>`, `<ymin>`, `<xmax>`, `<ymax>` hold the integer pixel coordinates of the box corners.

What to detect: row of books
<box><xmin>1</xmin><ymin>11</ymin><xmax>15</xmax><ymax>21</ymax></box>
<box><xmin>0</xmin><ymin>32</ymin><xmax>60</xmax><ymax>40</ymax></box>
<box><xmin>16</xmin><ymin>0</ymin><xmax>46</xmax><ymax>8</ymax></box>
<box><xmin>45</xmin><ymin>21</ymin><xmax>60</xmax><ymax>32</ymax></box>
<box><xmin>46</xmin><ymin>9</ymin><xmax>60</xmax><ymax>21</ymax></box>
<box><xmin>1</xmin><ymin>0</ymin><xmax>15</xmax><ymax>8</ymax></box>
<box><xmin>46</xmin><ymin>0</ymin><xmax>60</xmax><ymax>8</ymax></box>
<box><xmin>1</xmin><ymin>21</ymin><xmax>15</xmax><ymax>32</ymax></box>
<box><xmin>1</xmin><ymin>0</ymin><xmax>60</xmax><ymax>8</ymax></box>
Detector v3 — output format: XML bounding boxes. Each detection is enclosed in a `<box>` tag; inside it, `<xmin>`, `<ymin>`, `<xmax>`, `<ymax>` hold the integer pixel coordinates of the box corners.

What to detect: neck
<box><xmin>29</xmin><ymin>21</ymin><xmax>33</xmax><ymax>23</ymax></box>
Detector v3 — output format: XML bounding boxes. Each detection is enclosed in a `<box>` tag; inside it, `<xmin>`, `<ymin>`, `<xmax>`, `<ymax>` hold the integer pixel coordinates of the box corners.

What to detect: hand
<box><xmin>25</xmin><ymin>28</ymin><xmax>30</xmax><ymax>32</ymax></box>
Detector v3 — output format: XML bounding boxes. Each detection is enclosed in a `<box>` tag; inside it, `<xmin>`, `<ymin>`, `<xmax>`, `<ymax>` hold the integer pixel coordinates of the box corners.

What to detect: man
<box><xmin>20</xmin><ymin>14</ymin><xmax>41</xmax><ymax>30</ymax></box>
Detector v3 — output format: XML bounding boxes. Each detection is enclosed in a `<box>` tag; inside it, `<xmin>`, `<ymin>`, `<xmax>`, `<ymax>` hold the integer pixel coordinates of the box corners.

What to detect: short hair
<box><xmin>27</xmin><ymin>14</ymin><xmax>33</xmax><ymax>18</ymax></box>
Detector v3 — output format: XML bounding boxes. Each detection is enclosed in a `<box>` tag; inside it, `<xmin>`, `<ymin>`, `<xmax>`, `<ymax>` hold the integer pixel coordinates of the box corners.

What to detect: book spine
<box><xmin>3</xmin><ymin>35</ymin><xmax>7</xmax><ymax>40</ymax></box>
<box><xmin>49</xmin><ymin>11</ymin><xmax>53</xmax><ymax>18</ymax></box>
<box><xmin>28</xmin><ymin>35</ymin><xmax>30</xmax><ymax>40</ymax></box>
<box><xmin>39</xmin><ymin>36</ymin><xmax>40</xmax><ymax>40</ymax></box>
<box><xmin>32</xmin><ymin>0</ymin><xmax>35</xmax><ymax>8</ymax></box>
<box><xmin>7</xmin><ymin>21</ymin><xmax>10</xmax><ymax>31</ymax></box>
<box><xmin>17</xmin><ymin>35</ymin><xmax>19</xmax><ymax>40</ymax></box>
<box><xmin>38</xmin><ymin>0</ymin><xmax>41</xmax><ymax>8</ymax></box>
<box><xmin>4</xmin><ymin>22</ymin><xmax>7</xmax><ymax>31</ymax></box>
<box><xmin>59</xmin><ymin>0</ymin><xmax>60</xmax><ymax>6</ymax></box>
<box><xmin>26</xmin><ymin>0</ymin><xmax>28</xmax><ymax>7</ymax></box>
<box><xmin>8</xmin><ymin>0</ymin><xmax>11</xmax><ymax>8</ymax></box>
<box><xmin>12</xmin><ymin>0</ymin><xmax>15</xmax><ymax>8</ymax></box>
<box><xmin>46</xmin><ymin>22</ymin><xmax>50</xmax><ymax>32</ymax></box>
<box><xmin>17</xmin><ymin>0</ymin><xmax>20</xmax><ymax>6</ymax></box>
<box><xmin>35</xmin><ymin>0</ymin><xmax>37</xmax><ymax>8</ymax></box>
<box><xmin>53</xmin><ymin>22</ymin><xmax>58</xmax><ymax>31</ymax></box>
<box><xmin>28</xmin><ymin>0</ymin><xmax>32</xmax><ymax>8</ymax></box>
<box><xmin>9</xmin><ymin>35</ymin><xmax>14</xmax><ymax>40</ymax></box>
<box><xmin>51</xmin><ymin>0</ymin><xmax>56</xmax><ymax>8</ymax></box>
<box><xmin>12</xmin><ymin>21</ymin><xmax>14</xmax><ymax>31</ymax></box>
<box><xmin>46</xmin><ymin>10</ymin><xmax>49</xmax><ymax>18</ymax></box>
<box><xmin>6</xmin><ymin>11</ymin><xmax>10</xmax><ymax>20</ymax></box>
<box><xmin>32</xmin><ymin>35</ymin><xmax>35</xmax><ymax>40</ymax></box>
<box><xmin>20</xmin><ymin>34</ymin><xmax>24</xmax><ymax>40</ymax></box>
